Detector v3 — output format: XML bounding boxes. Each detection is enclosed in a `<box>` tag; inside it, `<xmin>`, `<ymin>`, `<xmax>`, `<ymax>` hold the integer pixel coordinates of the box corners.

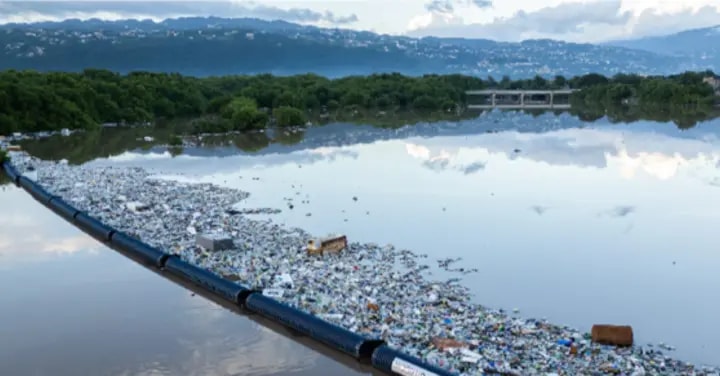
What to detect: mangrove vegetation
<box><xmin>0</xmin><ymin>69</ymin><xmax>718</xmax><ymax>135</ymax></box>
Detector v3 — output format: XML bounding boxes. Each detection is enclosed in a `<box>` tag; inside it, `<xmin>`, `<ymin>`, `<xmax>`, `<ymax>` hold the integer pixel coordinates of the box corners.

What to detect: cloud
<box><xmin>630</xmin><ymin>5</ymin><xmax>720</xmax><ymax>38</ymax></box>
<box><xmin>409</xmin><ymin>0</ymin><xmax>634</xmax><ymax>41</ymax></box>
<box><xmin>470</xmin><ymin>0</ymin><xmax>491</xmax><ymax>8</ymax></box>
<box><xmin>423</xmin><ymin>158</ymin><xmax>450</xmax><ymax>171</ymax></box>
<box><xmin>411</xmin><ymin>0</ymin><xmax>720</xmax><ymax>42</ymax></box>
<box><xmin>461</xmin><ymin>161</ymin><xmax>485</xmax><ymax>174</ymax></box>
<box><xmin>424</xmin><ymin>0</ymin><xmax>491</xmax><ymax>15</ymax></box>
<box><xmin>422</xmin><ymin>158</ymin><xmax>488</xmax><ymax>174</ymax></box>
<box><xmin>425</xmin><ymin>0</ymin><xmax>493</xmax><ymax>18</ymax></box>
<box><xmin>247</xmin><ymin>5</ymin><xmax>358</xmax><ymax>25</ymax></box>
<box><xmin>425</xmin><ymin>0</ymin><xmax>454</xmax><ymax>14</ymax></box>
<box><xmin>407</xmin><ymin>11</ymin><xmax>462</xmax><ymax>31</ymax></box>
<box><xmin>406</xmin><ymin>142</ymin><xmax>487</xmax><ymax>174</ymax></box>
<box><xmin>508</xmin><ymin>1</ymin><xmax>631</xmax><ymax>34</ymax></box>
<box><xmin>608</xmin><ymin>149</ymin><xmax>688</xmax><ymax>180</ymax></box>
<box><xmin>0</xmin><ymin>211</ymin><xmax>102</xmax><ymax>261</ymax></box>
<box><xmin>600</xmin><ymin>205</ymin><xmax>635</xmax><ymax>218</ymax></box>
<box><xmin>0</xmin><ymin>1</ymin><xmax>359</xmax><ymax>26</ymax></box>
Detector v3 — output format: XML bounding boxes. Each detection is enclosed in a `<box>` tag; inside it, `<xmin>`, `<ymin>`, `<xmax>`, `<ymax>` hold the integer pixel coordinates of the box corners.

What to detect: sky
<box><xmin>0</xmin><ymin>0</ymin><xmax>719</xmax><ymax>43</ymax></box>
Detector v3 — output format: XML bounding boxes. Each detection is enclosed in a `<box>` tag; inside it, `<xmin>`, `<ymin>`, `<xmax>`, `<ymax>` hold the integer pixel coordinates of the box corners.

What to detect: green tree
<box><xmin>273</xmin><ymin>106</ymin><xmax>306</xmax><ymax>127</ymax></box>
<box><xmin>0</xmin><ymin>68</ymin><xmax>715</xmax><ymax>135</ymax></box>
<box><xmin>553</xmin><ymin>75</ymin><xmax>567</xmax><ymax>88</ymax></box>
<box><xmin>573</xmin><ymin>73</ymin><xmax>610</xmax><ymax>88</ymax></box>
<box><xmin>168</xmin><ymin>135</ymin><xmax>183</xmax><ymax>146</ymax></box>
<box><xmin>412</xmin><ymin>95</ymin><xmax>438</xmax><ymax>111</ymax></box>
<box><xmin>607</xmin><ymin>84</ymin><xmax>634</xmax><ymax>103</ymax></box>
<box><xmin>499</xmin><ymin>76</ymin><xmax>512</xmax><ymax>89</ymax></box>
<box><xmin>222</xmin><ymin>97</ymin><xmax>267</xmax><ymax>130</ymax></box>
<box><xmin>341</xmin><ymin>90</ymin><xmax>367</xmax><ymax>107</ymax></box>
<box><xmin>327</xmin><ymin>99</ymin><xmax>340</xmax><ymax>111</ymax></box>
<box><xmin>374</xmin><ymin>94</ymin><xmax>393</xmax><ymax>109</ymax></box>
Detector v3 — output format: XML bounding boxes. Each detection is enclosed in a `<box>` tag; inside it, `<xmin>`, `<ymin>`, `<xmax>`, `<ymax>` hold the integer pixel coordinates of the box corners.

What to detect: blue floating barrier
<box><xmin>1</xmin><ymin>162</ymin><xmax>21</xmax><ymax>185</ymax></box>
<box><xmin>371</xmin><ymin>345</ymin><xmax>457</xmax><ymax>376</ymax></box>
<box><xmin>75</xmin><ymin>212</ymin><xmax>115</xmax><ymax>242</ymax></box>
<box><xmin>18</xmin><ymin>176</ymin><xmax>54</xmax><ymax>205</ymax></box>
<box><xmin>109</xmin><ymin>231</ymin><xmax>169</xmax><ymax>268</ymax></box>
<box><xmin>47</xmin><ymin>196</ymin><xmax>80</xmax><ymax>222</ymax></box>
<box><xmin>245</xmin><ymin>293</ymin><xmax>384</xmax><ymax>360</ymax></box>
<box><xmin>164</xmin><ymin>256</ymin><xmax>253</xmax><ymax>305</ymax></box>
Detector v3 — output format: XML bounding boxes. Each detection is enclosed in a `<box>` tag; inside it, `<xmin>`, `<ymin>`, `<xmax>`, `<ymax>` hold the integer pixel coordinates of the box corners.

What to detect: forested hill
<box><xmin>0</xmin><ymin>69</ymin><xmax>717</xmax><ymax>135</ymax></box>
<box><xmin>605</xmin><ymin>25</ymin><xmax>720</xmax><ymax>69</ymax></box>
<box><xmin>0</xmin><ymin>17</ymin><xmax>693</xmax><ymax>78</ymax></box>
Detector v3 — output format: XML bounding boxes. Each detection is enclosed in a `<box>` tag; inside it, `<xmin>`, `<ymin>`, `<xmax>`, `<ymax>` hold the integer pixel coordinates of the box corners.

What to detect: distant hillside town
<box><xmin>1</xmin><ymin>17</ymin><xmax>717</xmax><ymax>78</ymax></box>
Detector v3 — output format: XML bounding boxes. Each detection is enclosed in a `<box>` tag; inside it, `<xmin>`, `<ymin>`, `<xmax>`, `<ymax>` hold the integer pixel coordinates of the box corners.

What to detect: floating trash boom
<box><xmin>2</xmin><ymin>159</ymin><xmax>455</xmax><ymax>376</ymax></box>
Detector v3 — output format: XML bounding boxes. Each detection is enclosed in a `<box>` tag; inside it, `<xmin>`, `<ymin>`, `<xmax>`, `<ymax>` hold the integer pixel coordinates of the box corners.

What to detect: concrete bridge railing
<box><xmin>466</xmin><ymin>89</ymin><xmax>578</xmax><ymax>109</ymax></box>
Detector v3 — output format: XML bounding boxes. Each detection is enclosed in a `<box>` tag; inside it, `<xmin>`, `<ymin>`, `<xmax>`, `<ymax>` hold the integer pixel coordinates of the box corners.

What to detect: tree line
<box><xmin>0</xmin><ymin>69</ymin><xmax>717</xmax><ymax>134</ymax></box>
<box><xmin>7</xmin><ymin>104</ymin><xmax>718</xmax><ymax>172</ymax></box>
<box><xmin>569</xmin><ymin>71</ymin><xmax>717</xmax><ymax>109</ymax></box>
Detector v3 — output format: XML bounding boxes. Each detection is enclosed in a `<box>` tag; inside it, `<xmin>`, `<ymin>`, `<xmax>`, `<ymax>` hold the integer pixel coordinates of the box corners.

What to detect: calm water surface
<box><xmin>0</xmin><ymin>183</ymin><xmax>376</xmax><ymax>375</ymax></box>
<box><xmin>3</xmin><ymin>114</ymin><xmax>720</xmax><ymax>372</ymax></box>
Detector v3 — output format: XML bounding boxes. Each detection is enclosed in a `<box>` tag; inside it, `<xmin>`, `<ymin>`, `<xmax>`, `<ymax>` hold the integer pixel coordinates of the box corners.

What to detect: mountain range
<box><xmin>605</xmin><ymin>26</ymin><xmax>720</xmax><ymax>69</ymax></box>
<box><xmin>1</xmin><ymin>17</ymin><xmax>718</xmax><ymax>78</ymax></box>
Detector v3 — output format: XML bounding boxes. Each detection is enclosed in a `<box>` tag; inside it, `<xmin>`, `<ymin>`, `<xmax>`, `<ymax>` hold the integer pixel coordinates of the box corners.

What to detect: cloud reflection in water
<box><xmin>0</xmin><ymin>189</ymin><xmax>102</xmax><ymax>264</ymax></box>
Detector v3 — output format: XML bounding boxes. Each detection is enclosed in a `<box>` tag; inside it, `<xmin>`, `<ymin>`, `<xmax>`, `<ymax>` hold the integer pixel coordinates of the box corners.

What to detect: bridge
<box><xmin>466</xmin><ymin>89</ymin><xmax>578</xmax><ymax>109</ymax></box>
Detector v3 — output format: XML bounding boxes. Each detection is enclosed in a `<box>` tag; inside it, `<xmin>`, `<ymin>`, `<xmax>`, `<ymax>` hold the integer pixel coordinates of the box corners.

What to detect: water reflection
<box><xmin>104</xmin><ymin>123</ymin><xmax>720</xmax><ymax>192</ymax></box>
<box><xmin>93</xmin><ymin>119</ymin><xmax>720</xmax><ymax>367</ymax></box>
<box><xmin>567</xmin><ymin>104</ymin><xmax>720</xmax><ymax>129</ymax></box>
<box><xmin>0</xmin><ymin>186</ymin><xmax>102</xmax><ymax>265</ymax></box>
<box><xmin>16</xmin><ymin>108</ymin><xmax>720</xmax><ymax>167</ymax></box>
<box><xmin>599</xmin><ymin>206</ymin><xmax>635</xmax><ymax>218</ymax></box>
<box><xmin>399</xmin><ymin>127</ymin><xmax>720</xmax><ymax>185</ymax></box>
<box><xmin>0</xmin><ymin>188</ymin><xmax>374</xmax><ymax>375</ymax></box>
<box><xmin>6</xmin><ymin>115</ymin><xmax>720</xmax><ymax>370</ymax></box>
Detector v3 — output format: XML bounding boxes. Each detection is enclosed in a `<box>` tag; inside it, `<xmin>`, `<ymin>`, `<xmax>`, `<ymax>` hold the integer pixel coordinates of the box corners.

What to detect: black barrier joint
<box><xmin>238</xmin><ymin>289</ymin><xmax>259</xmax><ymax>307</ymax></box>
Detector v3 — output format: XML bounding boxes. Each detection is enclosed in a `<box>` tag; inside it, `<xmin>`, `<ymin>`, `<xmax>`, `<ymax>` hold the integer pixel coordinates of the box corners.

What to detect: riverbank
<box><xmin>6</xmin><ymin>150</ymin><xmax>720</xmax><ymax>375</ymax></box>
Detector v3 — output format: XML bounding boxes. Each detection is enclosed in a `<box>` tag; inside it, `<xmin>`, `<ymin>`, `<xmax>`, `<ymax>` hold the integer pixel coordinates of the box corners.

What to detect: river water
<box><xmin>2</xmin><ymin>111</ymin><xmax>719</xmax><ymax>374</ymax></box>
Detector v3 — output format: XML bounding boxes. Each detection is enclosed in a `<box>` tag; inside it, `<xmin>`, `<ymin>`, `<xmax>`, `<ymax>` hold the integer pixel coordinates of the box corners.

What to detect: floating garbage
<box><xmin>591</xmin><ymin>324</ymin><xmax>634</xmax><ymax>347</ymax></box>
<box><xmin>7</xmin><ymin>150</ymin><xmax>720</xmax><ymax>376</ymax></box>
<box><xmin>274</xmin><ymin>273</ymin><xmax>294</xmax><ymax>289</ymax></box>
<box><xmin>458</xmin><ymin>348</ymin><xmax>482</xmax><ymax>364</ymax></box>
<box><xmin>262</xmin><ymin>288</ymin><xmax>285</xmax><ymax>299</ymax></box>
<box><xmin>196</xmin><ymin>233</ymin><xmax>235</xmax><ymax>252</ymax></box>
<box><xmin>227</xmin><ymin>202</ymin><xmax>281</xmax><ymax>215</ymax></box>
<box><xmin>126</xmin><ymin>201</ymin><xmax>151</xmax><ymax>213</ymax></box>
<box><xmin>227</xmin><ymin>207</ymin><xmax>282</xmax><ymax>215</ymax></box>
<box><xmin>432</xmin><ymin>337</ymin><xmax>466</xmax><ymax>351</ymax></box>
<box><xmin>306</xmin><ymin>234</ymin><xmax>347</xmax><ymax>256</ymax></box>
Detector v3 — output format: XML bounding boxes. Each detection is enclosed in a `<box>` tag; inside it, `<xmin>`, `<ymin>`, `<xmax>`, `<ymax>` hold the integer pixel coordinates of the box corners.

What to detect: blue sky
<box><xmin>1</xmin><ymin>0</ymin><xmax>719</xmax><ymax>42</ymax></box>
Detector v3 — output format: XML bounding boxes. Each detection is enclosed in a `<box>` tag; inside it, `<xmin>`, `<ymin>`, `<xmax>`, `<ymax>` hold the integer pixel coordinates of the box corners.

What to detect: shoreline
<box><xmin>7</xmin><ymin>151</ymin><xmax>720</xmax><ymax>375</ymax></box>
<box><xmin>2</xmin><ymin>69</ymin><xmax>718</xmax><ymax>138</ymax></box>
